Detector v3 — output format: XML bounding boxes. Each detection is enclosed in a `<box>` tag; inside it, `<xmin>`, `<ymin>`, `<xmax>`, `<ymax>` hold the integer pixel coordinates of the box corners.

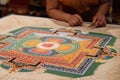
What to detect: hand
<box><xmin>67</xmin><ymin>14</ymin><xmax>83</xmax><ymax>26</ymax></box>
<box><xmin>92</xmin><ymin>14</ymin><xmax>107</xmax><ymax>27</ymax></box>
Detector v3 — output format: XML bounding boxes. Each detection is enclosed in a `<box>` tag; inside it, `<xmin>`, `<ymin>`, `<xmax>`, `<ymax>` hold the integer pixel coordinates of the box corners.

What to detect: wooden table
<box><xmin>0</xmin><ymin>15</ymin><xmax>120</xmax><ymax>80</ymax></box>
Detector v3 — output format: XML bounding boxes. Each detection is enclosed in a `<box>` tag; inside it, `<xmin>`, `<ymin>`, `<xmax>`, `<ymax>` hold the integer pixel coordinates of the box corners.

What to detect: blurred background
<box><xmin>0</xmin><ymin>0</ymin><xmax>120</xmax><ymax>24</ymax></box>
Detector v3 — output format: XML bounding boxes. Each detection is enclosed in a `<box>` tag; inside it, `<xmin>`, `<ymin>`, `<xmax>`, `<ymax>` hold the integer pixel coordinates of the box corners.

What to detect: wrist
<box><xmin>96</xmin><ymin>8</ymin><xmax>109</xmax><ymax>16</ymax></box>
<box><xmin>96</xmin><ymin>12</ymin><xmax>106</xmax><ymax>16</ymax></box>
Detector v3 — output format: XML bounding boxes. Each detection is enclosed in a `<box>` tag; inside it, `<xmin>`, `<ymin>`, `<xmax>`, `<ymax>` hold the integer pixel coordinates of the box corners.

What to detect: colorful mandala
<box><xmin>19</xmin><ymin>36</ymin><xmax>80</xmax><ymax>56</ymax></box>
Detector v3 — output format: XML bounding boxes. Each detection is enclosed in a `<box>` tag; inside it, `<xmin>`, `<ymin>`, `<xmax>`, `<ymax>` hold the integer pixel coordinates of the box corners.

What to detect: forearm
<box><xmin>46</xmin><ymin>0</ymin><xmax>83</xmax><ymax>26</ymax></box>
<box><xmin>47</xmin><ymin>9</ymin><xmax>72</xmax><ymax>22</ymax></box>
<box><xmin>96</xmin><ymin>2</ymin><xmax>110</xmax><ymax>16</ymax></box>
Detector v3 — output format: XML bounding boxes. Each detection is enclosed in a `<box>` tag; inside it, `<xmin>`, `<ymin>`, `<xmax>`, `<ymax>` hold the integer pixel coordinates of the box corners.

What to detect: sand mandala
<box><xmin>0</xmin><ymin>27</ymin><xmax>118</xmax><ymax>78</ymax></box>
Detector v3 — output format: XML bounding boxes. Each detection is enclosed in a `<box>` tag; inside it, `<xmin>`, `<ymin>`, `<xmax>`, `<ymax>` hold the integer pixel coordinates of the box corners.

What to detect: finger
<box><xmin>99</xmin><ymin>21</ymin><xmax>106</xmax><ymax>27</ymax></box>
<box><xmin>69</xmin><ymin>21</ymin><xmax>75</xmax><ymax>26</ymax></box>
<box><xmin>69</xmin><ymin>14</ymin><xmax>83</xmax><ymax>26</ymax></box>
<box><xmin>70</xmin><ymin>17</ymin><xmax>82</xmax><ymax>26</ymax></box>
<box><xmin>99</xmin><ymin>18</ymin><xmax>106</xmax><ymax>27</ymax></box>
<box><xmin>73</xmin><ymin>16</ymin><xmax>81</xmax><ymax>25</ymax></box>
<box><xmin>92</xmin><ymin>18</ymin><xmax>100</xmax><ymax>27</ymax></box>
<box><xmin>95</xmin><ymin>17</ymin><xmax>104</xmax><ymax>27</ymax></box>
<box><xmin>92</xmin><ymin>17</ymin><xmax>98</xmax><ymax>24</ymax></box>
<box><xmin>75</xmin><ymin>15</ymin><xmax>83</xmax><ymax>23</ymax></box>
<box><xmin>95</xmin><ymin>17</ymin><xmax>105</xmax><ymax>27</ymax></box>
<box><xmin>74</xmin><ymin>14</ymin><xmax>83</xmax><ymax>24</ymax></box>
<box><xmin>98</xmin><ymin>19</ymin><xmax>104</xmax><ymax>26</ymax></box>
<box><xmin>69</xmin><ymin>20</ymin><xmax>78</xmax><ymax>26</ymax></box>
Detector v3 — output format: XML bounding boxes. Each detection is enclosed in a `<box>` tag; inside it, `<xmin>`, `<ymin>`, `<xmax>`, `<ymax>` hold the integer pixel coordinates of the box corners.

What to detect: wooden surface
<box><xmin>0</xmin><ymin>15</ymin><xmax>120</xmax><ymax>80</ymax></box>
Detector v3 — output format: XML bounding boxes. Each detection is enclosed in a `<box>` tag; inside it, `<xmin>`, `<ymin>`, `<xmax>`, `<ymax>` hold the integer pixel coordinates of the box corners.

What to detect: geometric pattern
<box><xmin>0</xmin><ymin>27</ymin><xmax>115</xmax><ymax>76</ymax></box>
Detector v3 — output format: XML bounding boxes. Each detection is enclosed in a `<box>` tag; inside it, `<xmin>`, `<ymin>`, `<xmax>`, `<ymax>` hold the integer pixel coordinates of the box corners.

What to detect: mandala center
<box><xmin>38</xmin><ymin>42</ymin><xmax>59</xmax><ymax>49</ymax></box>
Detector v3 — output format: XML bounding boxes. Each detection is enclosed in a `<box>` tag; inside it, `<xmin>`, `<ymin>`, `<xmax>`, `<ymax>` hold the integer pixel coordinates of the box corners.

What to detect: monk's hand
<box><xmin>92</xmin><ymin>14</ymin><xmax>107</xmax><ymax>27</ymax></box>
<box><xmin>67</xmin><ymin>14</ymin><xmax>83</xmax><ymax>26</ymax></box>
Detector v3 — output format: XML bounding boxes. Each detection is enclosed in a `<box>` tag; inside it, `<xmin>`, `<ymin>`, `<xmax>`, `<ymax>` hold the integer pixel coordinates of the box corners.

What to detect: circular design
<box><xmin>24</xmin><ymin>40</ymin><xmax>39</xmax><ymax>47</ymax></box>
<box><xmin>24</xmin><ymin>47</ymin><xmax>56</xmax><ymax>56</ymax></box>
<box><xmin>18</xmin><ymin>36</ymin><xmax>80</xmax><ymax>56</ymax></box>
<box><xmin>42</xmin><ymin>37</ymin><xmax>71</xmax><ymax>44</ymax></box>
<box><xmin>37</xmin><ymin>42</ymin><xmax>59</xmax><ymax>50</ymax></box>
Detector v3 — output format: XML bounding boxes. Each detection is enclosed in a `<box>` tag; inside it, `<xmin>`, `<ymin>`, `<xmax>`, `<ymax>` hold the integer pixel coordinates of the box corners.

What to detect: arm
<box><xmin>46</xmin><ymin>0</ymin><xmax>71</xmax><ymax>22</ymax></box>
<box><xmin>93</xmin><ymin>1</ymin><xmax>110</xmax><ymax>27</ymax></box>
<box><xmin>46</xmin><ymin>0</ymin><xmax>83</xmax><ymax>26</ymax></box>
<box><xmin>96</xmin><ymin>1</ymin><xmax>110</xmax><ymax>15</ymax></box>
